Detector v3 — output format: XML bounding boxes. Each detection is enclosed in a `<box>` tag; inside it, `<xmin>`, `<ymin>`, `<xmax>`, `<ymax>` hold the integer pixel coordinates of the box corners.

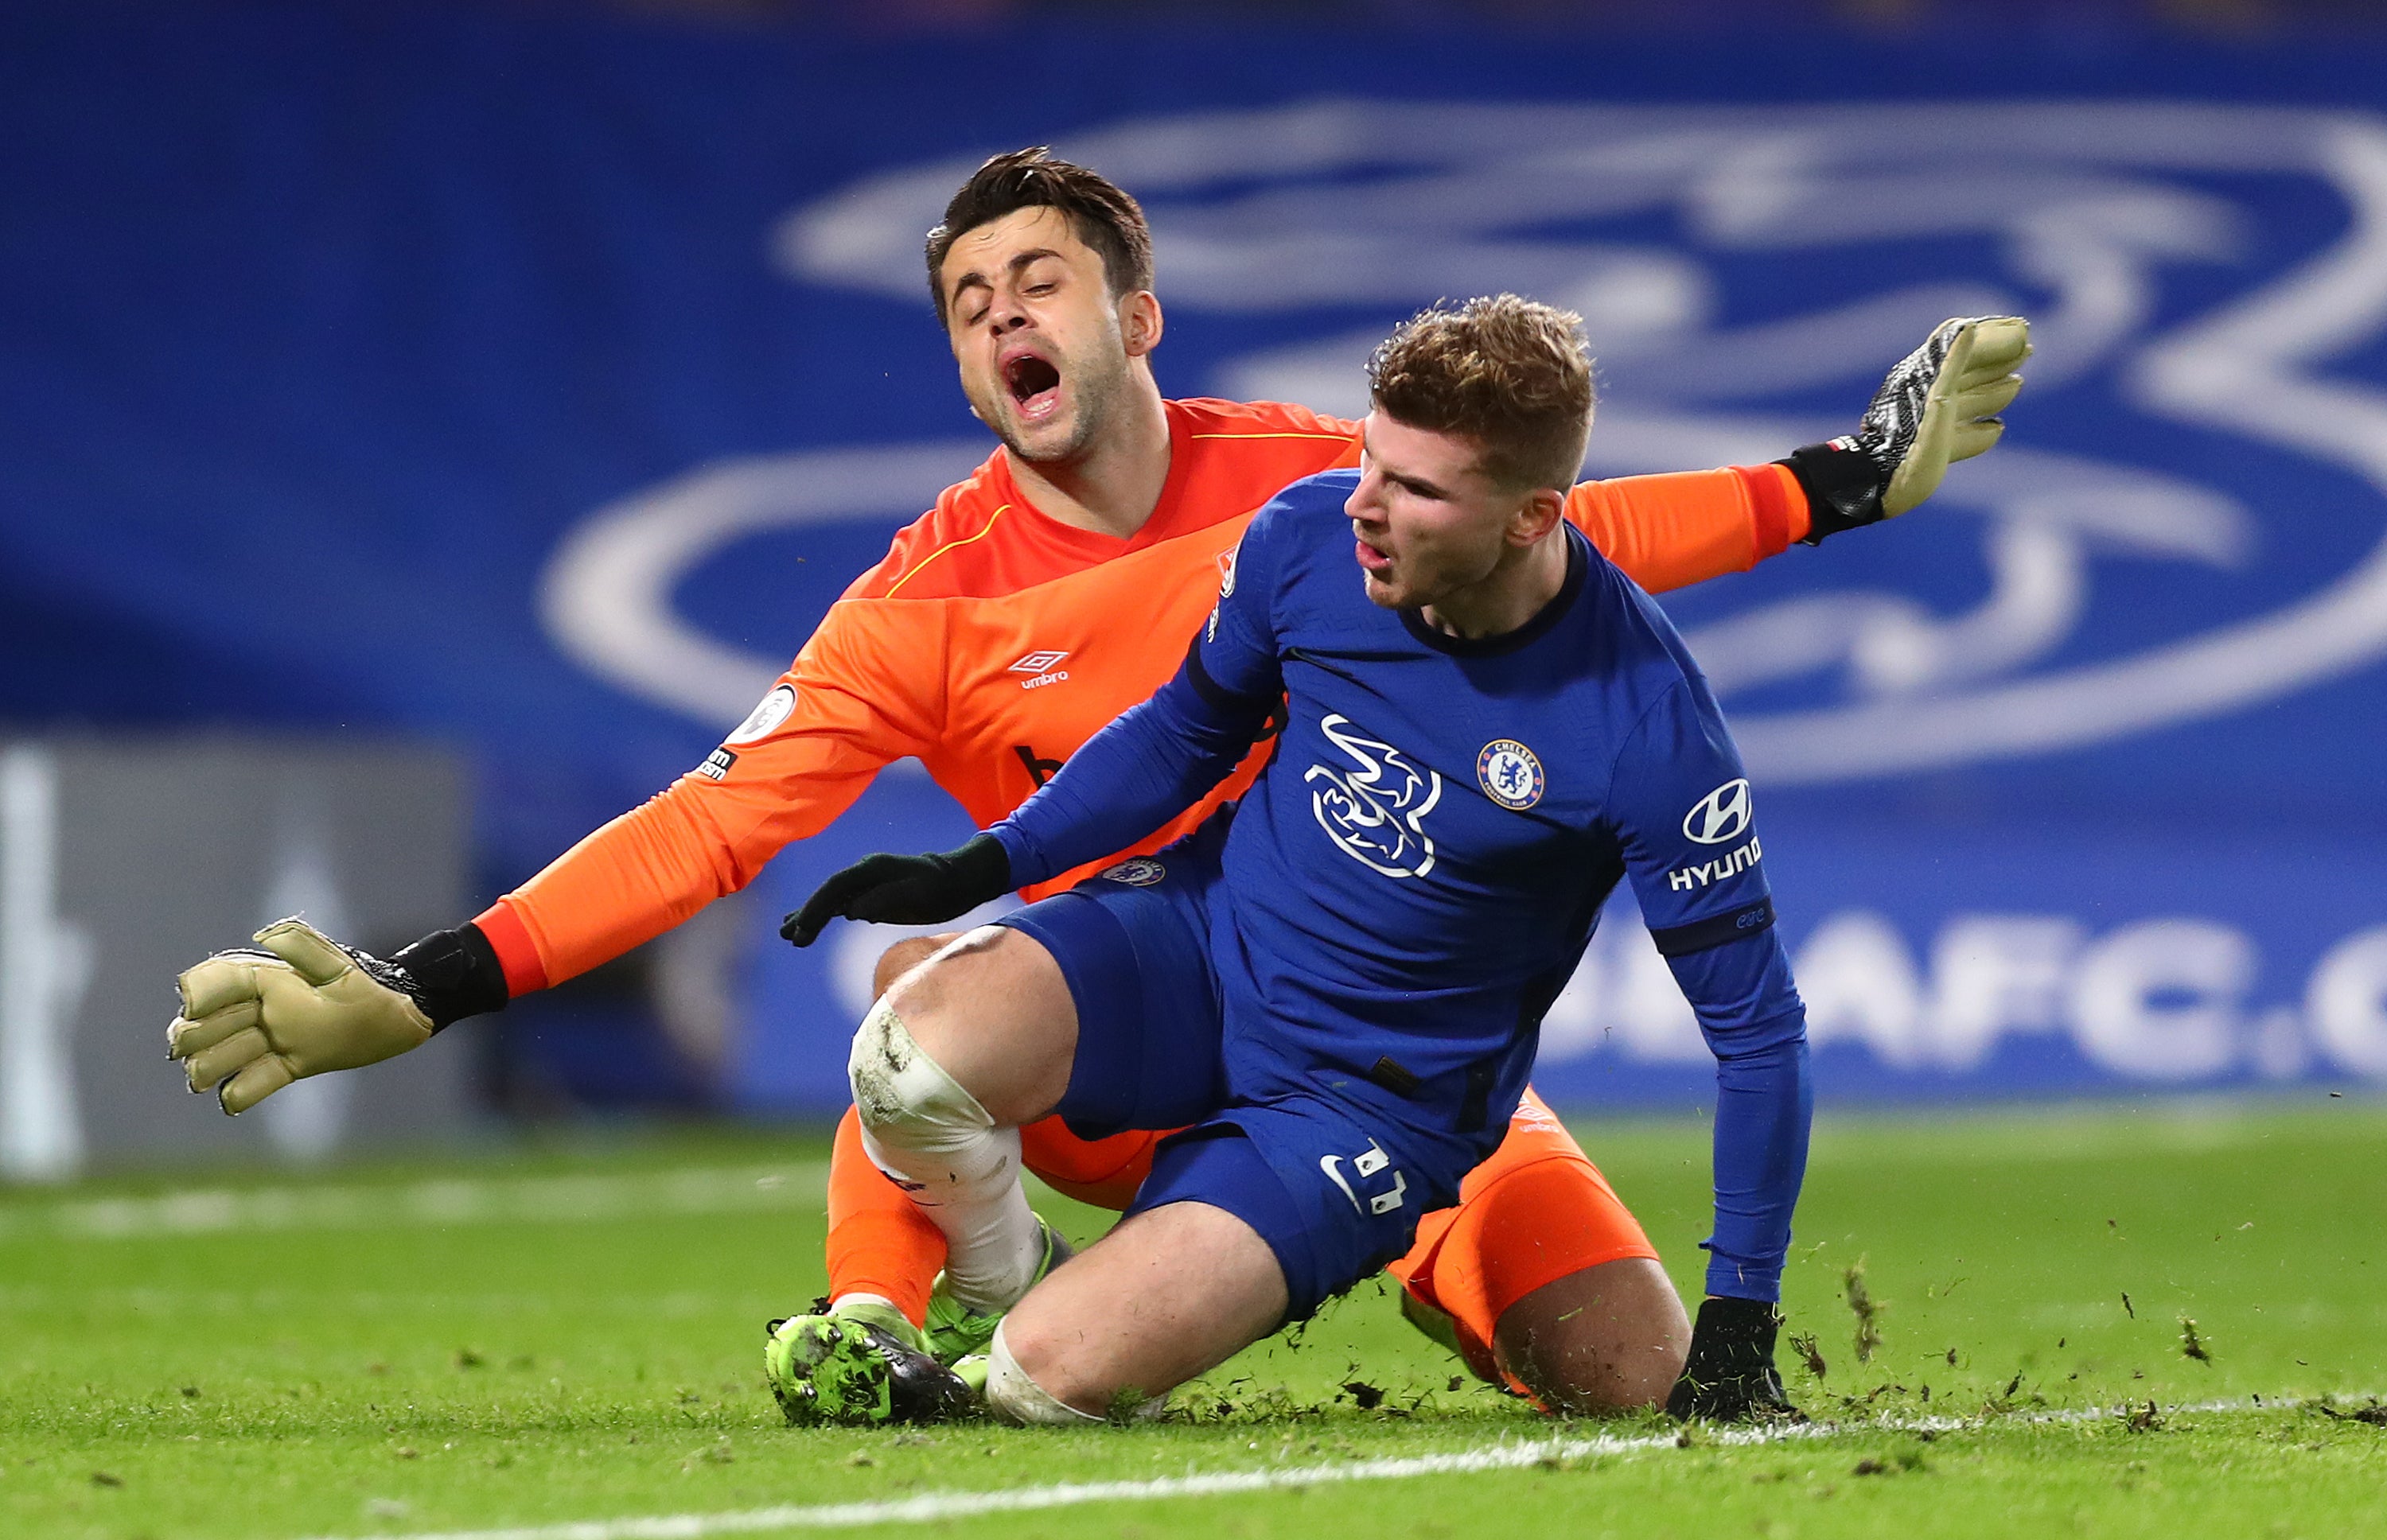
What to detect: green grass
<box><xmin>5</xmin><ymin>1101</ymin><xmax>2386</xmax><ymax>1538</ymax></box>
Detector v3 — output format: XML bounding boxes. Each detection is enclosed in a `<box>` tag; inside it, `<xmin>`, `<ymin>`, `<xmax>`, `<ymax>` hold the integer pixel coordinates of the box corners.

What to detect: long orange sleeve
<box><xmin>471</xmin><ymin>401</ymin><xmax>1813</xmax><ymax>999</ymax></box>
<box><xmin>476</xmin><ymin>595</ymin><xmax>948</xmax><ymax>993</ymax></box>
<box><xmin>1569</xmin><ymin>463</ymin><xmax>1807</xmax><ymax>594</ymax></box>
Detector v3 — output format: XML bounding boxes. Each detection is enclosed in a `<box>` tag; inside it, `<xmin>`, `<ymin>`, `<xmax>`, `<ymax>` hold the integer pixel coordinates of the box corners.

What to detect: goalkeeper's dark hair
<box><xmin>925</xmin><ymin>148</ymin><xmax>1155</xmax><ymax>324</ymax></box>
<box><xmin>1366</xmin><ymin>295</ymin><xmax>1597</xmax><ymax>494</ymax></box>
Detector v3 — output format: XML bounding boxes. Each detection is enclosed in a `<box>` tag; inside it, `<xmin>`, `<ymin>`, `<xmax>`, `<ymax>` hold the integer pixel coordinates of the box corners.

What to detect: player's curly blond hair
<box><xmin>1366</xmin><ymin>295</ymin><xmax>1596</xmax><ymax>493</ymax></box>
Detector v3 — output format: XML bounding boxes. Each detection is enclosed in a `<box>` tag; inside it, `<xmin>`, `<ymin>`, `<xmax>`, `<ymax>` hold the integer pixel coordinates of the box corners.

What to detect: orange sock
<box><xmin>824</xmin><ymin>1111</ymin><xmax>1174</xmax><ymax>1326</ymax></box>
<box><xmin>824</xmin><ymin>1106</ymin><xmax>945</xmax><ymax>1327</ymax></box>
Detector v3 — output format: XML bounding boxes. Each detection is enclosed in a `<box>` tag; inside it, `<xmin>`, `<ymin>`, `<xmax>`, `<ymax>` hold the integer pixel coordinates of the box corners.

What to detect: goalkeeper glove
<box><xmin>1785</xmin><ymin>313</ymin><xmax>2030</xmax><ymax>542</ymax></box>
<box><xmin>1665</xmin><ymin>1296</ymin><xmax>1804</xmax><ymax>1423</ymax></box>
<box><xmin>167</xmin><ymin>919</ymin><xmax>504</xmax><ymax>1114</ymax></box>
<box><xmin>781</xmin><ymin>834</ymin><xmax>1011</xmax><ymax>948</ymax></box>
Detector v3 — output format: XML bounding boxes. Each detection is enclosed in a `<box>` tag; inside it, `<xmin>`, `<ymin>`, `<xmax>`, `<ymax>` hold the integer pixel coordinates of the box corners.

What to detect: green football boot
<box><xmin>922</xmin><ymin>1218</ymin><xmax>1075</xmax><ymax>1363</ymax></box>
<box><xmin>763</xmin><ymin>1298</ymin><xmax>975</xmax><ymax>1427</ymax></box>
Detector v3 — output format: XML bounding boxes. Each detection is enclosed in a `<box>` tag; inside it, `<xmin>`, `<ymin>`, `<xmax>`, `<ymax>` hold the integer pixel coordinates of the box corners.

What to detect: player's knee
<box><xmin>1496</xmin><ymin>1257</ymin><xmax>1690</xmax><ymax>1416</ymax></box>
<box><xmin>846</xmin><ymin>997</ymin><xmax>991</xmax><ymax>1146</ymax></box>
<box><xmin>870</xmin><ymin>933</ymin><xmax>952</xmax><ymax>1001</ymax></box>
<box><xmin>983</xmin><ymin>1319</ymin><xmax>1101</xmax><ymax>1425</ymax></box>
<box><xmin>987</xmin><ymin>1317</ymin><xmax>1166</xmax><ymax>1425</ymax></box>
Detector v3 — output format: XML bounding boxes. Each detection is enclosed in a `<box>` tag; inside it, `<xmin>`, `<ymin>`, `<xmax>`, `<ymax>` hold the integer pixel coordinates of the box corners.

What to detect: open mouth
<box><xmin>1354</xmin><ymin>535</ymin><xmax>1393</xmax><ymax>575</ymax></box>
<box><xmin>1003</xmin><ymin>353</ymin><xmax>1063</xmax><ymax>421</ymax></box>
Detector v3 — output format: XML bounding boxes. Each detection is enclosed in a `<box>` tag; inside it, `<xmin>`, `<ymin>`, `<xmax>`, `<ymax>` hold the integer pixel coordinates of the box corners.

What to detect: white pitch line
<box><xmin>0</xmin><ymin>1163</ymin><xmax>827</xmax><ymax>1244</ymax></box>
<box><xmin>295</xmin><ymin>1398</ymin><xmax>2311</xmax><ymax>1540</ymax></box>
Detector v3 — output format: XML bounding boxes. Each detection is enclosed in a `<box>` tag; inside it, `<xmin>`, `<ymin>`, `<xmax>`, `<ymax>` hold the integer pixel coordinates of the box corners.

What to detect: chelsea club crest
<box><xmin>1476</xmin><ymin>740</ymin><xmax>1544</xmax><ymax>811</ymax></box>
<box><xmin>1100</xmin><ymin>856</ymin><xmax>1167</xmax><ymax>886</ymax></box>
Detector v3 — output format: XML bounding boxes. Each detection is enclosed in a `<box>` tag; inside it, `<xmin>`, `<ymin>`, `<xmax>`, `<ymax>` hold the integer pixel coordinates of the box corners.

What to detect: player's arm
<box><xmin>782</xmin><ymin>511</ymin><xmax>1287</xmax><ymax>945</ymax></box>
<box><xmin>1608</xmin><ymin>681</ymin><xmax>1812</xmax><ymax>1422</ymax></box>
<box><xmin>1570</xmin><ymin>315</ymin><xmax>2030</xmax><ymax>593</ymax></box>
<box><xmin>483</xmin><ymin>600</ymin><xmax>945</xmax><ymax>986</ymax></box>
<box><xmin>169</xmin><ymin>598</ymin><xmax>944</xmax><ymax>1114</ymax></box>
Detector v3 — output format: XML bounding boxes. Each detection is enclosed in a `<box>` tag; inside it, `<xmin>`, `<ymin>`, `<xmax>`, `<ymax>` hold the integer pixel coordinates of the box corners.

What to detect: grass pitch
<box><xmin>4</xmin><ymin>1100</ymin><xmax>2385</xmax><ymax>1539</ymax></box>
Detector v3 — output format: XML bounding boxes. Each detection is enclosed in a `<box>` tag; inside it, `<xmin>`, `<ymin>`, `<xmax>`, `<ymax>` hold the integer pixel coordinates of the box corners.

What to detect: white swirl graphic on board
<box><xmin>759</xmin><ymin>99</ymin><xmax>2387</xmax><ymax>783</ymax></box>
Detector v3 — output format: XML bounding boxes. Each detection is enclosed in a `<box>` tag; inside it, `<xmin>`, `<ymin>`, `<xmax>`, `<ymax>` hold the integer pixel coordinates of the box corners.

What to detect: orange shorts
<box><xmin>1018</xmin><ymin>1087</ymin><xmax>1657</xmax><ymax>1379</ymax></box>
<box><xmin>1382</xmin><ymin>1088</ymin><xmax>1658</xmax><ymax>1384</ymax></box>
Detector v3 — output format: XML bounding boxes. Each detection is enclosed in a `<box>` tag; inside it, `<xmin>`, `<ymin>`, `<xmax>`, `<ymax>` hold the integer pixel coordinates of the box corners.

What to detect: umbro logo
<box><xmin>1009</xmin><ymin>650</ymin><xmax>1072</xmax><ymax>690</ymax></box>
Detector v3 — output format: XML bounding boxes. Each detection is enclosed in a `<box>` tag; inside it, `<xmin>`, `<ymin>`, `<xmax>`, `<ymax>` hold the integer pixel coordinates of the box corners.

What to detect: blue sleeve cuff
<box><xmin>988</xmin><ymin>821</ymin><xmax>1045</xmax><ymax>892</ymax></box>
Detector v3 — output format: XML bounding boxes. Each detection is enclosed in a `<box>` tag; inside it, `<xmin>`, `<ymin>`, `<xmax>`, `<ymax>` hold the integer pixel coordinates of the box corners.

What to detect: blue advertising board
<box><xmin>5</xmin><ymin>4</ymin><xmax>2385</xmax><ymax>1110</ymax></box>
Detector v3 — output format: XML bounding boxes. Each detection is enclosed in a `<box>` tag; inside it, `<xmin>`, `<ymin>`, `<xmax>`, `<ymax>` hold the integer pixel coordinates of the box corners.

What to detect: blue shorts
<box><xmin>997</xmin><ymin>839</ymin><xmax>1450</xmax><ymax>1320</ymax></box>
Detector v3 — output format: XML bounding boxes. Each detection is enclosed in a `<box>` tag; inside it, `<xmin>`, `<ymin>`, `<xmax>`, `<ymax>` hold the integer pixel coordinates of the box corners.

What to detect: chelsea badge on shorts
<box><xmin>1477</xmin><ymin>739</ymin><xmax>1544</xmax><ymax>811</ymax></box>
<box><xmin>1100</xmin><ymin>856</ymin><xmax>1167</xmax><ymax>886</ymax></box>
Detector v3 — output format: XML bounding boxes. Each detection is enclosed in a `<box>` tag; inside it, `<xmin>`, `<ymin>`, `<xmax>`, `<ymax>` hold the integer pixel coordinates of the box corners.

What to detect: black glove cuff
<box><xmin>1686</xmin><ymin>1294</ymin><xmax>1782</xmax><ymax>1377</ymax></box>
<box><xmin>1781</xmin><ymin>441</ymin><xmax>1887</xmax><ymax>545</ymax></box>
<box><xmin>940</xmin><ymin>833</ymin><xmax>1013</xmax><ymax>904</ymax></box>
<box><xmin>390</xmin><ymin>924</ymin><xmax>510</xmax><ymax>1031</ymax></box>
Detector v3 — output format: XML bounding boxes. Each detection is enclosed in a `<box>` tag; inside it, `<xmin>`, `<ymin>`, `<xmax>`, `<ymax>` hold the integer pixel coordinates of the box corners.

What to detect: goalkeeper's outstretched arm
<box><xmin>166</xmin><ymin>595</ymin><xmax>944</xmax><ymax>1115</ymax></box>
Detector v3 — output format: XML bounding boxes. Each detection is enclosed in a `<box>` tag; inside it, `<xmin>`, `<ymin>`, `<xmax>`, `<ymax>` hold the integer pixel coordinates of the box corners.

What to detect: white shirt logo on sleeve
<box><xmin>1683</xmin><ymin>777</ymin><xmax>1753</xmax><ymax>844</ymax></box>
<box><xmin>724</xmin><ymin>684</ymin><xmax>796</xmax><ymax>745</ymax></box>
<box><xmin>1306</xmin><ymin>714</ymin><xmax>1442</xmax><ymax>878</ymax></box>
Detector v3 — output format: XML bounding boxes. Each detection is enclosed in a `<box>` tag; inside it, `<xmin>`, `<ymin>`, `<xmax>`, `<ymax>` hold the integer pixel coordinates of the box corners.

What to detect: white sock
<box><xmin>826</xmin><ymin>1292</ymin><xmax>902</xmax><ymax>1320</ymax></box>
<box><xmin>859</xmin><ymin>1123</ymin><xmax>1042</xmax><ymax>1315</ymax></box>
<box><xmin>985</xmin><ymin>1320</ymin><xmax>1098</xmax><ymax>1425</ymax></box>
<box><xmin>849</xmin><ymin>998</ymin><xmax>1043</xmax><ymax>1316</ymax></box>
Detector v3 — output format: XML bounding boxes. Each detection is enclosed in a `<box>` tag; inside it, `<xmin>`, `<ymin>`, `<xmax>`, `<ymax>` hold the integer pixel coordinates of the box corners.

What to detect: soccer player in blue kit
<box><xmin>785</xmin><ymin>294</ymin><xmax>1828</xmax><ymax>1424</ymax></box>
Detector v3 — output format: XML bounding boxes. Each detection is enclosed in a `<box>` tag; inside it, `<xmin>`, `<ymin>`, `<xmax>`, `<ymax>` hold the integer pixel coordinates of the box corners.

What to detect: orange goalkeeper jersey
<box><xmin>476</xmin><ymin>397</ymin><xmax>1805</xmax><ymax>994</ymax></box>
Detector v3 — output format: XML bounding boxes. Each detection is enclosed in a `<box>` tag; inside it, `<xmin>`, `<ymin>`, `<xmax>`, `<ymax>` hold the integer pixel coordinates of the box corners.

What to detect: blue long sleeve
<box><xmin>995</xmin><ymin>508</ymin><xmax>1288</xmax><ymax>888</ymax></box>
<box><xmin>991</xmin><ymin>651</ymin><xmax>1275</xmax><ymax>889</ymax></box>
<box><xmin>1665</xmin><ymin>928</ymin><xmax>1812</xmax><ymax>1302</ymax></box>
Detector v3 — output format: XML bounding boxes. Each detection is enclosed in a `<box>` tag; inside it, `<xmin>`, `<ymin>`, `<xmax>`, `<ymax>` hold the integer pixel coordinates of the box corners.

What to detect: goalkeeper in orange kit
<box><xmin>166</xmin><ymin>149</ymin><xmax>2026</xmax><ymax>1425</ymax></box>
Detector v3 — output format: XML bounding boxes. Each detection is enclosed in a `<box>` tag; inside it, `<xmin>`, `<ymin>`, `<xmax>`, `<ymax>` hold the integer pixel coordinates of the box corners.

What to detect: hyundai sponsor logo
<box><xmin>1683</xmin><ymin>779</ymin><xmax>1754</xmax><ymax>846</ymax></box>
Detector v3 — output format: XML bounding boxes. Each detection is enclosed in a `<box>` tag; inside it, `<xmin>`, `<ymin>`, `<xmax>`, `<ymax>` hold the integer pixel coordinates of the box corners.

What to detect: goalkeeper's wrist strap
<box><xmin>1780</xmin><ymin>441</ymin><xmax>1885</xmax><ymax>546</ymax></box>
<box><xmin>389</xmin><ymin>924</ymin><xmax>510</xmax><ymax>1032</ymax></box>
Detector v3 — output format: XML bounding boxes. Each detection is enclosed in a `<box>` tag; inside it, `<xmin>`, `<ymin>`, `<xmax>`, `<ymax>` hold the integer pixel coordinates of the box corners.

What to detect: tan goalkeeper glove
<box><xmin>168</xmin><ymin>917</ymin><xmax>505</xmax><ymax>1114</ymax></box>
<box><xmin>1782</xmin><ymin>314</ymin><xmax>2031</xmax><ymax>542</ymax></box>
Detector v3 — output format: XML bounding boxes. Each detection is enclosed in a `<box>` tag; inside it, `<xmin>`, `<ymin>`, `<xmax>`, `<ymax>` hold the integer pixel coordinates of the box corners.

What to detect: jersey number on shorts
<box><xmin>1320</xmin><ymin>1139</ymin><xmax>1408</xmax><ymax>1215</ymax></box>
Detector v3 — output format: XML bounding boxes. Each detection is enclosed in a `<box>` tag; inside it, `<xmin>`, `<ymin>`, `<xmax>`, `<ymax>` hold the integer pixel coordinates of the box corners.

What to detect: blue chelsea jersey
<box><xmin>999</xmin><ymin>467</ymin><xmax>1785</xmax><ymax>1099</ymax></box>
<box><xmin>993</xmin><ymin>468</ymin><xmax>1811</xmax><ymax>1301</ymax></box>
<box><xmin>1194</xmin><ymin>475</ymin><xmax>1775</xmax><ymax>1068</ymax></box>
